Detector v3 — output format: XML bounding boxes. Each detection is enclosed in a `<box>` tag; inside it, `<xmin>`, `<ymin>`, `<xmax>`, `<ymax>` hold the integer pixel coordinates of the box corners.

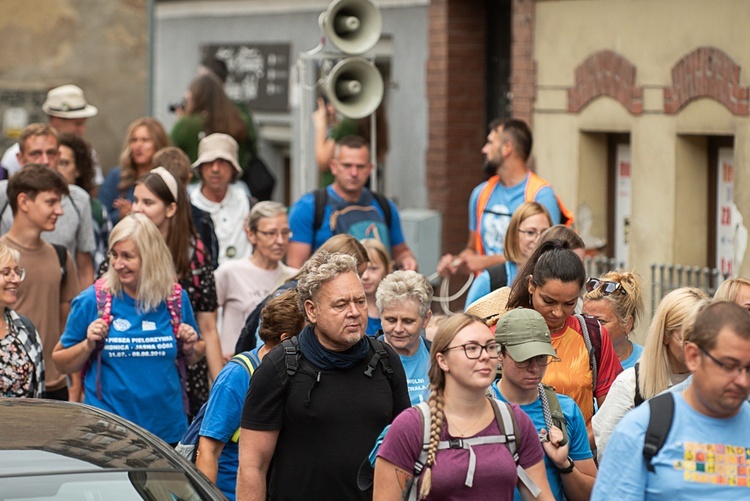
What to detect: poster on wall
<box><xmin>203</xmin><ymin>43</ymin><xmax>290</xmax><ymax>112</ymax></box>
<box><xmin>716</xmin><ymin>147</ymin><xmax>736</xmax><ymax>278</ymax></box>
<box><xmin>614</xmin><ymin>144</ymin><xmax>631</xmax><ymax>267</ymax></box>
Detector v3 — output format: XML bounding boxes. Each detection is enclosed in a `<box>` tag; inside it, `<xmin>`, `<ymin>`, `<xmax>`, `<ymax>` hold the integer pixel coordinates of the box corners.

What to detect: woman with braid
<box><xmin>374</xmin><ymin>313</ymin><xmax>552</xmax><ymax>500</ymax></box>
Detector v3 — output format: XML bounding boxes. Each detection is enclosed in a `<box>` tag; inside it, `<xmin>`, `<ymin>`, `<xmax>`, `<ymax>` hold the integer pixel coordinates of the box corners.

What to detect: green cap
<box><xmin>495</xmin><ymin>308</ymin><xmax>557</xmax><ymax>362</ymax></box>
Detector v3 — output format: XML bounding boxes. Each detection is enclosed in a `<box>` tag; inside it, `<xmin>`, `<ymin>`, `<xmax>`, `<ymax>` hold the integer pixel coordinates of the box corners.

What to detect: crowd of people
<box><xmin>0</xmin><ymin>74</ymin><xmax>749</xmax><ymax>501</ymax></box>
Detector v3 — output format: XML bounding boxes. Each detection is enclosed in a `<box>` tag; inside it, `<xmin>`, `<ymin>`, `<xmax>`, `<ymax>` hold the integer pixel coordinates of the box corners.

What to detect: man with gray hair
<box><xmin>238</xmin><ymin>251</ymin><xmax>410</xmax><ymax>501</ymax></box>
<box><xmin>376</xmin><ymin>269</ymin><xmax>433</xmax><ymax>405</ymax></box>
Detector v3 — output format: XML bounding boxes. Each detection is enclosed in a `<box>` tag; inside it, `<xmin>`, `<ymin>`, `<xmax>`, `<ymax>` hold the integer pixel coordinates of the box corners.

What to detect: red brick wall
<box><xmin>568</xmin><ymin>50</ymin><xmax>644</xmax><ymax>114</ymax></box>
<box><xmin>426</xmin><ymin>0</ymin><xmax>487</xmax><ymax>255</ymax></box>
<box><xmin>664</xmin><ymin>47</ymin><xmax>749</xmax><ymax>116</ymax></box>
<box><xmin>510</xmin><ymin>0</ymin><xmax>536</xmax><ymax>125</ymax></box>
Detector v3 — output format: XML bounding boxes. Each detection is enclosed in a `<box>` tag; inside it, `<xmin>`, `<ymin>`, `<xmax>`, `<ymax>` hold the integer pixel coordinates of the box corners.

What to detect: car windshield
<box><xmin>0</xmin><ymin>470</ymin><xmax>206</xmax><ymax>501</ymax></box>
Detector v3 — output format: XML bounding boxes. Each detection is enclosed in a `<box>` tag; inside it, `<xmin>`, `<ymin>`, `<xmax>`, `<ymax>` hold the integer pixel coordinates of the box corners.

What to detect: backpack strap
<box><xmin>575</xmin><ymin>314</ymin><xmax>599</xmax><ymax>396</ymax></box>
<box><xmin>633</xmin><ymin>362</ymin><xmax>646</xmax><ymax>407</ymax></box>
<box><xmin>488</xmin><ymin>398</ymin><xmax>541</xmax><ymax>497</ymax></box>
<box><xmin>371</xmin><ymin>191</ymin><xmax>393</xmax><ymax>228</ymax></box>
<box><xmin>282</xmin><ymin>336</ymin><xmax>301</xmax><ymax>377</ymax></box>
<box><xmin>473</xmin><ymin>175</ymin><xmax>500</xmax><ymax>254</ymax></box>
<box><xmin>363</xmin><ymin>336</ymin><xmax>395</xmax><ymax>380</ymax></box>
<box><xmin>52</xmin><ymin>243</ymin><xmax>67</xmax><ymax>285</ymax></box>
<box><xmin>165</xmin><ymin>283</ymin><xmax>190</xmax><ymax>416</ymax></box>
<box><xmin>538</xmin><ymin>383</ymin><xmax>568</xmax><ymax>447</ymax></box>
<box><xmin>643</xmin><ymin>392</ymin><xmax>675</xmax><ymax>473</ymax></box>
<box><xmin>487</xmin><ymin>262</ymin><xmax>509</xmax><ymax>292</ymax></box>
<box><xmin>229</xmin><ymin>350</ymin><xmax>262</xmax><ymax>443</ymax></box>
<box><xmin>312</xmin><ymin>188</ymin><xmax>327</xmax><ymax>242</ymax></box>
<box><xmin>92</xmin><ymin>278</ymin><xmax>113</xmax><ymax>401</ymax></box>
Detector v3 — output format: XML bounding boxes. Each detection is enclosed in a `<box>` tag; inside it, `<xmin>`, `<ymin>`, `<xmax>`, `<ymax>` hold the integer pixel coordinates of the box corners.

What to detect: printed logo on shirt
<box><xmin>142</xmin><ymin>320</ymin><xmax>157</xmax><ymax>331</ymax></box>
<box><xmin>112</xmin><ymin>318</ymin><xmax>131</xmax><ymax>332</ymax></box>
<box><xmin>481</xmin><ymin>203</ymin><xmax>511</xmax><ymax>255</ymax></box>
<box><xmin>674</xmin><ymin>442</ymin><xmax>750</xmax><ymax>487</ymax></box>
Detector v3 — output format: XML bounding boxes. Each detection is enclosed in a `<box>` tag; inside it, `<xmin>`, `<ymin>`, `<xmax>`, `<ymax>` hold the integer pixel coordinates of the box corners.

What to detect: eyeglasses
<box><xmin>254</xmin><ymin>229</ymin><xmax>293</xmax><ymax>239</ymax></box>
<box><xmin>0</xmin><ymin>267</ymin><xmax>25</xmax><ymax>282</ymax></box>
<box><xmin>586</xmin><ymin>278</ymin><xmax>626</xmax><ymax>296</ymax></box>
<box><xmin>518</xmin><ymin>229</ymin><xmax>544</xmax><ymax>239</ymax></box>
<box><xmin>697</xmin><ymin>344</ymin><xmax>750</xmax><ymax>378</ymax></box>
<box><xmin>443</xmin><ymin>341</ymin><xmax>500</xmax><ymax>360</ymax></box>
<box><xmin>511</xmin><ymin>354</ymin><xmax>559</xmax><ymax>369</ymax></box>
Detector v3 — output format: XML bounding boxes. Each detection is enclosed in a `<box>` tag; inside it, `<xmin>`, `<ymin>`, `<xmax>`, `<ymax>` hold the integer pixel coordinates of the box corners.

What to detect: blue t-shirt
<box><xmin>465</xmin><ymin>261</ymin><xmax>519</xmax><ymax>309</ymax></box>
<box><xmin>288</xmin><ymin>186</ymin><xmax>406</xmax><ymax>252</ymax></box>
<box><xmin>592</xmin><ymin>393</ymin><xmax>750</xmax><ymax>500</ymax></box>
<box><xmin>620</xmin><ymin>342</ymin><xmax>644</xmax><ymax>370</ymax></box>
<box><xmin>366</xmin><ymin>317</ymin><xmax>382</xmax><ymax>337</ymax></box>
<box><xmin>61</xmin><ymin>285</ymin><xmax>199</xmax><ymax>444</ymax></box>
<box><xmin>98</xmin><ymin>167</ymin><xmax>135</xmax><ymax>224</ymax></box>
<box><xmin>399</xmin><ymin>337</ymin><xmax>431</xmax><ymax>405</ymax></box>
<box><xmin>469</xmin><ymin>174</ymin><xmax>561</xmax><ymax>255</ymax></box>
<box><xmin>200</xmin><ymin>346</ymin><xmax>261</xmax><ymax>500</ymax></box>
<box><xmin>491</xmin><ymin>382</ymin><xmax>592</xmax><ymax>501</ymax></box>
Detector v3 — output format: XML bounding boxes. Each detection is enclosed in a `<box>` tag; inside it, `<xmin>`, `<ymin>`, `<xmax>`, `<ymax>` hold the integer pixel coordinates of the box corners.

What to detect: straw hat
<box><xmin>465</xmin><ymin>286</ymin><xmax>511</xmax><ymax>326</ymax></box>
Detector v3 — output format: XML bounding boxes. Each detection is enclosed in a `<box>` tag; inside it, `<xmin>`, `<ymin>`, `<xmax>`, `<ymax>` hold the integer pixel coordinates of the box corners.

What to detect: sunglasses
<box><xmin>586</xmin><ymin>278</ymin><xmax>626</xmax><ymax>295</ymax></box>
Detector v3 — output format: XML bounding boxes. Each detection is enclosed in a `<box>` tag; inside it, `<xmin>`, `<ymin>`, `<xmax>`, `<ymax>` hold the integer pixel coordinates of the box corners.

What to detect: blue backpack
<box><xmin>175</xmin><ymin>350</ymin><xmax>261</xmax><ymax>462</ymax></box>
<box><xmin>313</xmin><ymin>188</ymin><xmax>393</xmax><ymax>250</ymax></box>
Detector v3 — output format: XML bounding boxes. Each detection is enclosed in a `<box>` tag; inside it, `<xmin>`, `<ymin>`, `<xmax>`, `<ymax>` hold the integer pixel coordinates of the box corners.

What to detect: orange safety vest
<box><xmin>473</xmin><ymin>172</ymin><xmax>575</xmax><ymax>255</ymax></box>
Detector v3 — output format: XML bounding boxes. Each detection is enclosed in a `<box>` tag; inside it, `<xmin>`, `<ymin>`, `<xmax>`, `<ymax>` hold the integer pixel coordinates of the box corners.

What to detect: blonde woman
<box><xmin>592</xmin><ymin>287</ymin><xmax>709</xmax><ymax>460</ymax></box>
<box><xmin>53</xmin><ymin>214</ymin><xmax>203</xmax><ymax>445</ymax></box>
<box><xmin>714</xmin><ymin>277</ymin><xmax>750</xmax><ymax>311</ymax></box>
<box><xmin>465</xmin><ymin>202</ymin><xmax>552</xmax><ymax>307</ymax></box>
<box><xmin>0</xmin><ymin>243</ymin><xmax>44</xmax><ymax>398</ymax></box>
<box><xmin>99</xmin><ymin>117</ymin><xmax>170</xmax><ymax>223</ymax></box>
<box><xmin>583</xmin><ymin>271</ymin><xmax>645</xmax><ymax>369</ymax></box>
<box><xmin>374</xmin><ymin>313</ymin><xmax>552</xmax><ymax>500</ymax></box>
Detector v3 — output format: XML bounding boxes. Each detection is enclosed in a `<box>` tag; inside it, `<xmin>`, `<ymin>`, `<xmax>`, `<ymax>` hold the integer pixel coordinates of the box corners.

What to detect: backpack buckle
<box><xmin>448</xmin><ymin>438</ymin><xmax>463</xmax><ymax>449</ymax></box>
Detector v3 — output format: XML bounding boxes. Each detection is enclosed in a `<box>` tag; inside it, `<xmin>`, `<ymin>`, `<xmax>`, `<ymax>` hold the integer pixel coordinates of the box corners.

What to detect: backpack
<box><xmin>473</xmin><ymin>173</ymin><xmax>575</xmax><ymax>254</ymax></box>
<box><xmin>51</xmin><ymin>243</ymin><xmax>68</xmax><ymax>285</ymax></box>
<box><xmin>407</xmin><ymin>397</ymin><xmax>541</xmax><ymax>500</ymax></box>
<box><xmin>234</xmin><ymin>280</ymin><xmax>297</xmax><ymax>355</ymax></box>
<box><xmin>574</xmin><ymin>313</ymin><xmax>603</xmax><ymax>396</ymax></box>
<box><xmin>175</xmin><ymin>350</ymin><xmax>261</xmax><ymax>462</ymax></box>
<box><xmin>90</xmin><ymin>278</ymin><xmax>189</xmax><ymax>414</ymax></box>
<box><xmin>642</xmin><ymin>392</ymin><xmax>675</xmax><ymax>473</ymax></box>
<box><xmin>538</xmin><ymin>383</ymin><xmax>569</xmax><ymax>447</ymax></box>
<box><xmin>312</xmin><ymin>188</ymin><xmax>393</xmax><ymax>250</ymax></box>
<box><xmin>487</xmin><ymin>262</ymin><xmax>509</xmax><ymax>292</ymax></box>
<box><xmin>280</xmin><ymin>334</ymin><xmax>395</xmax><ymax>390</ymax></box>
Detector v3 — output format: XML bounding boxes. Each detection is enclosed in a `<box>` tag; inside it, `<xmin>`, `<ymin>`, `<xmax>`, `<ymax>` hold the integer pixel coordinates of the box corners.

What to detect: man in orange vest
<box><xmin>438</xmin><ymin>118</ymin><xmax>574</xmax><ymax>277</ymax></box>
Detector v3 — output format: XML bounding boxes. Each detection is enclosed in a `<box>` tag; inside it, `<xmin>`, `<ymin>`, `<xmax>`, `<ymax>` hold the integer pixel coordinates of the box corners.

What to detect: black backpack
<box><xmin>642</xmin><ymin>392</ymin><xmax>675</xmax><ymax>472</ymax></box>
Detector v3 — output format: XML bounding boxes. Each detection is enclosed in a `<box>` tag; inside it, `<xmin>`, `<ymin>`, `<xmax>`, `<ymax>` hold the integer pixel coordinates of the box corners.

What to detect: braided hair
<box><xmin>419</xmin><ymin>313</ymin><xmax>484</xmax><ymax>499</ymax></box>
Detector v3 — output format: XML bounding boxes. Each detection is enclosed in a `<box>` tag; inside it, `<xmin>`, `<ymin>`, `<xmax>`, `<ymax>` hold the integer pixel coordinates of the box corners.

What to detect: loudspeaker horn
<box><xmin>319</xmin><ymin>0</ymin><xmax>382</xmax><ymax>55</ymax></box>
<box><xmin>324</xmin><ymin>56</ymin><xmax>384</xmax><ymax>119</ymax></box>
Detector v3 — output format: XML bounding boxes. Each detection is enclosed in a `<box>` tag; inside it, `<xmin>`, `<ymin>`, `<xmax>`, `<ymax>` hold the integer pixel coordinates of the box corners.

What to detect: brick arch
<box><xmin>664</xmin><ymin>47</ymin><xmax>749</xmax><ymax>115</ymax></box>
<box><xmin>567</xmin><ymin>50</ymin><xmax>643</xmax><ymax>114</ymax></box>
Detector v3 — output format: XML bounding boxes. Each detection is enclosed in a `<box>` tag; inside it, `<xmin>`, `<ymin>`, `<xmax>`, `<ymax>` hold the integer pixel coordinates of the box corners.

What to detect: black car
<box><xmin>0</xmin><ymin>399</ymin><xmax>227</xmax><ymax>500</ymax></box>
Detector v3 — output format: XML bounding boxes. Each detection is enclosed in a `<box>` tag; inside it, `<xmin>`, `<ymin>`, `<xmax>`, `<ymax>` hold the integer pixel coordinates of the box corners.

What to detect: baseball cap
<box><xmin>42</xmin><ymin>85</ymin><xmax>98</xmax><ymax>119</ymax></box>
<box><xmin>191</xmin><ymin>133</ymin><xmax>242</xmax><ymax>174</ymax></box>
<box><xmin>495</xmin><ymin>308</ymin><xmax>557</xmax><ymax>362</ymax></box>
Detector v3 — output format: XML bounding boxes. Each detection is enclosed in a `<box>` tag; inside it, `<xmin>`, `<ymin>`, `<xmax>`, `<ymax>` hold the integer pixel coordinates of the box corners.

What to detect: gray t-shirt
<box><xmin>0</xmin><ymin>180</ymin><xmax>96</xmax><ymax>257</ymax></box>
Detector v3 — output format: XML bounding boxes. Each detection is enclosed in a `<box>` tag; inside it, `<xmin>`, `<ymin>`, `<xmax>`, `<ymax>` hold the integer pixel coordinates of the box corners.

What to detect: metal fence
<box><xmin>584</xmin><ymin>258</ymin><xmax>726</xmax><ymax>317</ymax></box>
<box><xmin>650</xmin><ymin>264</ymin><xmax>726</xmax><ymax>316</ymax></box>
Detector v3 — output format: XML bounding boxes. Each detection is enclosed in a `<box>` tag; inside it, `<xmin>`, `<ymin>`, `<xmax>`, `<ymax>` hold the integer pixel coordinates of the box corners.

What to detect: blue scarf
<box><xmin>298</xmin><ymin>324</ymin><xmax>370</xmax><ymax>370</ymax></box>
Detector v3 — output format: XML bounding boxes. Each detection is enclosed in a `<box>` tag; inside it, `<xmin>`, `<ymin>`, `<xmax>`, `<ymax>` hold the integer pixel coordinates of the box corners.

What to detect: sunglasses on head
<box><xmin>586</xmin><ymin>278</ymin><xmax>626</xmax><ymax>295</ymax></box>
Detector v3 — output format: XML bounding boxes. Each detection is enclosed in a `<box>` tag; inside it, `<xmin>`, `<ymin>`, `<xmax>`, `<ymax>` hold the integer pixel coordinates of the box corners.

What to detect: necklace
<box><xmin>447</xmin><ymin>404</ymin><xmax>491</xmax><ymax>437</ymax></box>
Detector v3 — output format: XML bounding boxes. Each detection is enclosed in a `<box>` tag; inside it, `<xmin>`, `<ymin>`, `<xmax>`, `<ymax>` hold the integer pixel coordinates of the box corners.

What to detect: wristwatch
<box><xmin>556</xmin><ymin>456</ymin><xmax>575</xmax><ymax>474</ymax></box>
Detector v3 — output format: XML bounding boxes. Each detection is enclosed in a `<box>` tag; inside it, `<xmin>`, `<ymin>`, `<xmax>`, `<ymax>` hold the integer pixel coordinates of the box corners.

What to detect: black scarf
<box><xmin>297</xmin><ymin>324</ymin><xmax>369</xmax><ymax>370</ymax></box>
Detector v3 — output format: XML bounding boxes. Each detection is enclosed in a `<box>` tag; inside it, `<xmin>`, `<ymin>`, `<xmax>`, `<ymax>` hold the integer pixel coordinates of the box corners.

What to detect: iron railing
<box><xmin>650</xmin><ymin>264</ymin><xmax>726</xmax><ymax>316</ymax></box>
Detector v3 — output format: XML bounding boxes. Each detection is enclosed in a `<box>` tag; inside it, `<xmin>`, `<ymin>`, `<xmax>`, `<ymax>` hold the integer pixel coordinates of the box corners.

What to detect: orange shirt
<box><xmin>542</xmin><ymin>315</ymin><xmax>622</xmax><ymax>426</ymax></box>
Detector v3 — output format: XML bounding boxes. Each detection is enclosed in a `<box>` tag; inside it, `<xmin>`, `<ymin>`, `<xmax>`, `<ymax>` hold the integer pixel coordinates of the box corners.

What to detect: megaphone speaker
<box><xmin>324</xmin><ymin>57</ymin><xmax>384</xmax><ymax>119</ymax></box>
<box><xmin>320</xmin><ymin>0</ymin><xmax>382</xmax><ymax>55</ymax></box>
